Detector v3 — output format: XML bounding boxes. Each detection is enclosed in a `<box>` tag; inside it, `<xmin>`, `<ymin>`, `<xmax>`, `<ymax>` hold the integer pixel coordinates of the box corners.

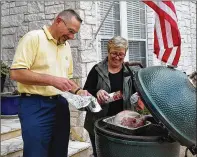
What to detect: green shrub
<box><xmin>1</xmin><ymin>60</ymin><xmax>10</xmax><ymax>76</ymax></box>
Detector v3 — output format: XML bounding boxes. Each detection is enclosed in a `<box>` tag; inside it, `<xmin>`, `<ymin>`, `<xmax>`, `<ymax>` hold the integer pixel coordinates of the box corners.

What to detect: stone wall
<box><xmin>147</xmin><ymin>1</ymin><xmax>196</xmax><ymax>74</ymax></box>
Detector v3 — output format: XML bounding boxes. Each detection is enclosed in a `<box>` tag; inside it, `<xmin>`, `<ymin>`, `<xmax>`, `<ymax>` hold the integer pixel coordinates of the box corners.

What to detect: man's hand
<box><xmin>76</xmin><ymin>89</ymin><xmax>91</xmax><ymax>96</ymax></box>
<box><xmin>51</xmin><ymin>77</ymin><xmax>76</xmax><ymax>91</ymax></box>
<box><xmin>51</xmin><ymin>77</ymin><xmax>91</xmax><ymax>96</ymax></box>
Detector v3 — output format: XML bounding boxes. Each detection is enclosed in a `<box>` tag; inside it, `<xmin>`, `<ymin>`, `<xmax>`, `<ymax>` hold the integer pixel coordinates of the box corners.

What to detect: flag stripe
<box><xmin>172</xmin><ymin>46</ymin><xmax>181</xmax><ymax>66</ymax></box>
<box><xmin>162</xmin><ymin>47</ymin><xmax>173</xmax><ymax>63</ymax></box>
<box><xmin>154</xmin><ymin>28</ymin><xmax>160</xmax><ymax>56</ymax></box>
<box><xmin>155</xmin><ymin>14</ymin><xmax>164</xmax><ymax>50</ymax></box>
<box><xmin>171</xmin><ymin>25</ymin><xmax>181</xmax><ymax>46</ymax></box>
<box><xmin>160</xmin><ymin>18</ymin><xmax>168</xmax><ymax>49</ymax></box>
<box><xmin>165</xmin><ymin>20</ymin><xmax>174</xmax><ymax>48</ymax></box>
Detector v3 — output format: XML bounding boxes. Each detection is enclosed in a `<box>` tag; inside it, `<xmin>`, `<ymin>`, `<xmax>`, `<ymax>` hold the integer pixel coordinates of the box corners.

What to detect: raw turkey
<box><xmin>113</xmin><ymin>110</ymin><xmax>145</xmax><ymax>128</ymax></box>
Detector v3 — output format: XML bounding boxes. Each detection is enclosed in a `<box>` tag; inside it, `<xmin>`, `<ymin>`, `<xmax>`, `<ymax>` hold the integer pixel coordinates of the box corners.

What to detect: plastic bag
<box><xmin>130</xmin><ymin>92</ymin><xmax>145</xmax><ymax>111</ymax></box>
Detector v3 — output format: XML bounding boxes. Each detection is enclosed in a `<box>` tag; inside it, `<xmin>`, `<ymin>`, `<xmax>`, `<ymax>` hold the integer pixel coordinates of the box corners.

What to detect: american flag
<box><xmin>143</xmin><ymin>1</ymin><xmax>181</xmax><ymax>66</ymax></box>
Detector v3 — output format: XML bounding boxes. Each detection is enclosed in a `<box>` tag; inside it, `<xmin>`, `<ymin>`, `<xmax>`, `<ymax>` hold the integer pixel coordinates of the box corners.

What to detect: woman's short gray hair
<box><xmin>107</xmin><ymin>36</ymin><xmax>128</xmax><ymax>52</ymax></box>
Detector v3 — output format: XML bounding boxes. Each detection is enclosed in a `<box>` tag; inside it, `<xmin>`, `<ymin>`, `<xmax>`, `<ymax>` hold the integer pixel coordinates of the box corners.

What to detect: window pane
<box><xmin>129</xmin><ymin>41</ymin><xmax>146</xmax><ymax>67</ymax></box>
<box><xmin>101</xmin><ymin>39</ymin><xmax>108</xmax><ymax>60</ymax></box>
<box><xmin>100</xmin><ymin>1</ymin><xmax>120</xmax><ymax>60</ymax></box>
<box><xmin>127</xmin><ymin>1</ymin><xmax>146</xmax><ymax>67</ymax></box>
<box><xmin>100</xmin><ymin>1</ymin><xmax>120</xmax><ymax>37</ymax></box>
<box><xmin>127</xmin><ymin>1</ymin><xmax>146</xmax><ymax>39</ymax></box>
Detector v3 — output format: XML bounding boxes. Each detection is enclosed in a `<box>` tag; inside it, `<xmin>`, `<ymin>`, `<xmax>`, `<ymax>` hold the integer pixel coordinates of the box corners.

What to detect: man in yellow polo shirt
<box><xmin>10</xmin><ymin>9</ymin><xmax>89</xmax><ymax>157</ymax></box>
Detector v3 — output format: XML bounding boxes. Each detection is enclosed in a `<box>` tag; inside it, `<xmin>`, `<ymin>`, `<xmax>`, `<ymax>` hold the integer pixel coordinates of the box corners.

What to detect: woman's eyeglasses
<box><xmin>110</xmin><ymin>52</ymin><xmax>126</xmax><ymax>59</ymax></box>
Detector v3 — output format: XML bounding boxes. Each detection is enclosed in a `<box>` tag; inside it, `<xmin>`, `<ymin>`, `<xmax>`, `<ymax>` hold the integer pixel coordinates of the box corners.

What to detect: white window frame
<box><xmin>120</xmin><ymin>1</ymin><xmax>148</xmax><ymax>66</ymax></box>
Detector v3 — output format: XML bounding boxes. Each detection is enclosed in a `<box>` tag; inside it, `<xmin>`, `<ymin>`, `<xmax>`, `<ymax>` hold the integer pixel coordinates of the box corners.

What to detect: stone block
<box><xmin>71</xmin><ymin>118</ymin><xmax>78</xmax><ymax>127</ymax></box>
<box><xmin>1</xmin><ymin>2</ymin><xmax>9</xmax><ymax>10</ymax></box>
<box><xmin>80</xmin><ymin>2</ymin><xmax>92</xmax><ymax>10</ymax></box>
<box><xmin>25</xmin><ymin>13</ymin><xmax>45</xmax><ymax>22</ymax></box>
<box><xmin>10</xmin><ymin>2</ymin><xmax>15</xmax><ymax>8</ymax></box>
<box><xmin>91</xmin><ymin>3</ymin><xmax>96</xmax><ymax>17</ymax></box>
<box><xmin>2</xmin><ymin>9</ymin><xmax>9</xmax><ymax>16</ymax></box>
<box><xmin>69</xmin><ymin>104</ymin><xmax>78</xmax><ymax>112</ymax></box>
<box><xmin>16</xmin><ymin>26</ymin><xmax>29</xmax><ymax>38</ymax></box>
<box><xmin>71</xmin><ymin>47</ymin><xmax>80</xmax><ymax>61</ymax></box>
<box><xmin>69</xmin><ymin>40</ymin><xmax>80</xmax><ymax>48</ymax></box>
<box><xmin>81</xmin><ymin>77</ymin><xmax>87</xmax><ymax>88</ymax></box>
<box><xmin>85</xmin><ymin>16</ymin><xmax>96</xmax><ymax>25</ymax></box>
<box><xmin>15</xmin><ymin>2</ymin><xmax>27</xmax><ymax>6</ymax></box>
<box><xmin>10</xmin><ymin>6</ymin><xmax>28</xmax><ymax>14</ymax></box>
<box><xmin>77</xmin><ymin>10</ymin><xmax>85</xmax><ymax>22</ymax></box>
<box><xmin>65</xmin><ymin>2</ymin><xmax>76</xmax><ymax>9</ymax></box>
<box><xmin>2</xmin><ymin>14</ymin><xmax>24</xmax><ymax>28</ymax></box>
<box><xmin>45</xmin><ymin>4</ymin><xmax>64</xmax><ymax>14</ymax></box>
<box><xmin>73</xmin><ymin>63</ymin><xmax>86</xmax><ymax>78</ymax></box>
<box><xmin>70</xmin><ymin>127</ymin><xmax>89</xmax><ymax>142</ymax></box>
<box><xmin>2</xmin><ymin>35</ymin><xmax>15</xmax><ymax>49</ymax></box>
<box><xmin>85</xmin><ymin>10</ymin><xmax>92</xmax><ymax>16</ymax></box>
<box><xmin>73</xmin><ymin>63</ymin><xmax>82</xmax><ymax>77</ymax></box>
<box><xmin>45</xmin><ymin>2</ymin><xmax>54</xmax><ymax>6</ymax></box>
<box><xmin>28</xmin><ymin>2</ymin><xmax>44</xmax><ymax>13</ymax></box>
<box><xmin>77</xmin><ymin>111</ymin><xmax>86</xmax><ymax>127</ymax></box>
<box><xmin>89</xmin><ymin>41</ymin><xmax>99</xmax><ymax>55</ymax></box>
<box><xmin>2</xmin><ymin>49</ymin><xmax>15</xmax><ymax>61</ymax></box>
<box><xmin>45</xmin><ymin>14</ymin><xmax>55</xmax><ymax>20</ymax></box>
<box><xmin>29</xmin><ymin>20</ymin><xmax>51</xmax><ymax>31</ymax></box>
<box><xmin>68</xmin><ymin>140</ymin><xmax>91</xmax><ymax>157</ymax></box>
<box><xmin>54</xmin><ymin>1</ymin><xmax>65</xmax><ymax>5</ymax></box>
<box><xmin>92</xmin><ymin>25</ymin><xmax>97</xmax><ymax>34</ymax></box>
<box><xmin>71</xmin><ymin>111</ymin><xmax>79</xmax><ymax>118</ymax></box>
<box><xmin>79</xmin><ymin>25</ymin><xmax>93</xmax><ymax>40</ymax></box>
<box><xmin>2</xmin><ymin>28</ymin><xmax>17</xmax><ymax>35</ymax></box>
<box><xmin>81</xmin><ymin>50</ymin><xmax>98</xmax><ymax>62</ymax></box>
<box><xmin>77</xmin><ymin>40</ymin><xmax>86</xmax><ymax>51</ymax></box>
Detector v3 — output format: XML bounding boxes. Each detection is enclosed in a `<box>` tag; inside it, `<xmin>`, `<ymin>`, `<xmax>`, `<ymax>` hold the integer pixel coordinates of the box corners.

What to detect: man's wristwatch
<box><xmin>74</xmin><ymin>87</ymin><xmax>82</xmax><ymax>94</ymax></box>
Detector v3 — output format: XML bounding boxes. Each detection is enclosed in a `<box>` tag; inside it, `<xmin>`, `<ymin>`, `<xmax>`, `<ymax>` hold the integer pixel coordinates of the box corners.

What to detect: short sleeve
<box><xmin>11</xmin><ymin>32</ymin><xmax>38</xmax><ymax>70</ymax></box>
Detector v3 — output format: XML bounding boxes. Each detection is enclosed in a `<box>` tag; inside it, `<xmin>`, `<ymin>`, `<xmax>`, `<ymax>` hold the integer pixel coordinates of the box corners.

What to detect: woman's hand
<box><xmin>96</xmin><ymin>89</ymin><xmax>110</xmax><ymax>104</ymax></box>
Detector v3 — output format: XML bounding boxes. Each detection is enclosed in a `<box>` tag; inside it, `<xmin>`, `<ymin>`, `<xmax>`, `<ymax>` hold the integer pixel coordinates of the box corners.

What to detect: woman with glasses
<box><xmin>83</xmin><ymin>36</ymin><xmax>136</xmax><ymax>157</ymax></box>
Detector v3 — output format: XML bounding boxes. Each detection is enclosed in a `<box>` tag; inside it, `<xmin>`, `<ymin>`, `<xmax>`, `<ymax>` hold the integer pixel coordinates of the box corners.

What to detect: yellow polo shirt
<box><xmin>11</xmin><ymin>25</ymin><xmax>73</xmax><ymax>96</ymax></box>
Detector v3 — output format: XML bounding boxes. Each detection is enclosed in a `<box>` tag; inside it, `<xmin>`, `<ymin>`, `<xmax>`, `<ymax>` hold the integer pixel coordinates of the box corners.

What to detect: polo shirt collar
<box><xmin>43</xmin><ymin>25</ymin><xmax>54</xmax><ymax>40</ymax></box>
<box><xmin>42</xmin><ymin>25</ymin><xmax>66</xmax><ymax>46</ymax></box>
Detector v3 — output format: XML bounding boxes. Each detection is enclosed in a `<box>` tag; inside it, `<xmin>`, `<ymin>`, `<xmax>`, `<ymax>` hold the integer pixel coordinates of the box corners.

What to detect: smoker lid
<box><xmin>134</xmin><ymin>66</ymin><xmax>196</xmax><ymax>154</ymax></box>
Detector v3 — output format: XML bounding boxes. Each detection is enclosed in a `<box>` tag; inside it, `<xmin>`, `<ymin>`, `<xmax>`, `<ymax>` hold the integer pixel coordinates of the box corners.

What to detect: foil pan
<box><xmin>103</xmin><ymin>116</ymin><xmax>151</xmax><ymax>135</ymax></box>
